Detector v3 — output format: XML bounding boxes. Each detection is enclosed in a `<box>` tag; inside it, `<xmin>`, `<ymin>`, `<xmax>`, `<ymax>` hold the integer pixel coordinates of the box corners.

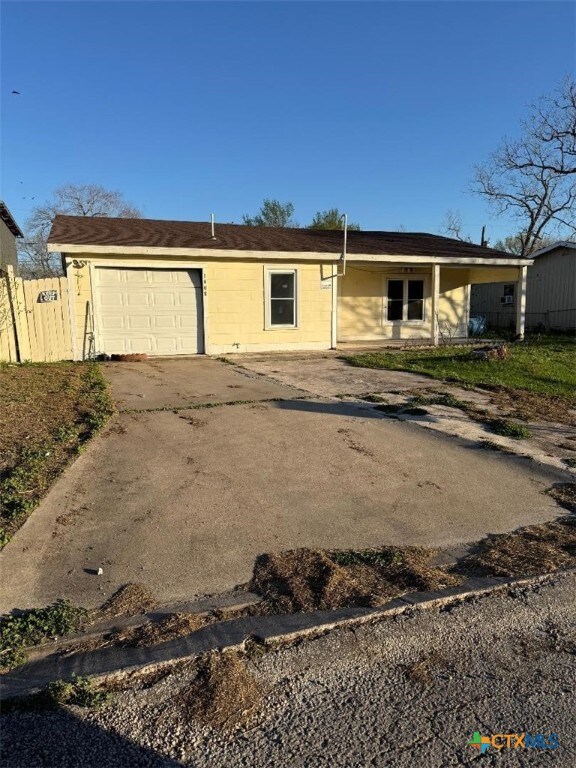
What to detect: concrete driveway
<box><xmin>0</xmin><ymin>358</ymin><xmax>568</xmax><ymax>612</ymax></box>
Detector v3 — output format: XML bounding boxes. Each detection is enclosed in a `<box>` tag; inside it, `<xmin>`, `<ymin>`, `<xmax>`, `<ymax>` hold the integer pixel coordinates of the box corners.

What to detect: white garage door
<box><xmin>94</xmin><ymin>267</ymin><xmax>204</xmax><ymax>355</ymax></box>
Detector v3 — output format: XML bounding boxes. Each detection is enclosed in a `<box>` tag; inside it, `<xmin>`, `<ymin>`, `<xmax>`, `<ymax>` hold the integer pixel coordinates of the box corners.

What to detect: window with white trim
<box><xmin>386</xmin><ymin>278</ymin><xmax>425</xmax><ymax>322</ymax></box>
<box><xmin>267</xmin><ymin>270</ymin><xmax>297</xmax><ymax>327</ymax></box>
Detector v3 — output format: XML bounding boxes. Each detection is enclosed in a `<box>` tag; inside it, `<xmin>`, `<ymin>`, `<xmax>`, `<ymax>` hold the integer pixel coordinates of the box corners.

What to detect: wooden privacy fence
<box><xmin>0</xmin><ymin>265</ymin><xmax>73</xmax><ymax>363</ymax></box>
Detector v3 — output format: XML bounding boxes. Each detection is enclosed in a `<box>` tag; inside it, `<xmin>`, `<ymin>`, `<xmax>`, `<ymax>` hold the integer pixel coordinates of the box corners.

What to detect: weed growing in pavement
<box><xmin>330</xmin><ymin>547</ymin><xmax>404</xmax><ymax>568</ymax></box>
<box><xmin>480</xmin><ymin>440</ymin><xmax>517</xmax><ymax>454</ymax></box>
<box><xmin>0</xmin><ymin>600</ymin><xmax>87</xmax><ymax>671</ymax></box>
<box><xmin>488</xmin><ymin>418</ymin><xmax>532</xmax><ymax>440</ymax></box>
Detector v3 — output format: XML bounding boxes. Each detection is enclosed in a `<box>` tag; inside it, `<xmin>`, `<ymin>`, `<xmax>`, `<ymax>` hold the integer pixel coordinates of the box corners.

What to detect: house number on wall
<box><xmin>38</xmin><ymin>290</ymin><xmax>58</xmax><ymax>303</ymax></box>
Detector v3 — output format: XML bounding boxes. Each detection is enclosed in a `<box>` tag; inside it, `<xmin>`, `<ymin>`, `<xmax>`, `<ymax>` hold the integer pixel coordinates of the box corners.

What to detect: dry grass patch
<box><xmin>164</xmin><ymin>651</ymin><xmax>262</xmax><ymax>730</ymax></box>
<box><xmin>547</xmin><ymin>483</ymin><xmax>576</xmax><ymax>513</ymax></box>
<box><xmin>96</xmin><ymin>583</ymin><xmax>157</xmax><ymax>622</ymax></box>
<box><xmin>250</xmin><ymin>547</ymin><xmax>461</xmax><ymax>612</ymax></box>
<box><xmin>112</xmin><ymin>612</ymin><xmax>212</xmax><ymax>648</ymax></box>
<box><xmin>453</xmin><ymin>518</ymin><xmax>576</xmax><ymax>578</ymax></box>
<box><xmin>487</xmin><ymin>388</ymin><xmax>575</xmax><ymax>427</ymax></box>
<box><xmin>403</xmin><ymin>652</ymin><xmax>450</xmax><ymax>688</ymax></box>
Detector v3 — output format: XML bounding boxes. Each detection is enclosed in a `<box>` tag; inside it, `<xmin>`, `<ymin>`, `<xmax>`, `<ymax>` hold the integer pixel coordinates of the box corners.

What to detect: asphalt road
<box><xmin>2</xmin><ymin>572</ymin><xmax>575</xmax><ymax>767</ymax></box>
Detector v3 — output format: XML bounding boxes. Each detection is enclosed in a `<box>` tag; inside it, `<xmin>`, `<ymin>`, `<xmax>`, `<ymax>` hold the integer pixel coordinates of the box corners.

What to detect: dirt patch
<box><xmin>109</xmin><ymin>354</ymin><xmax>148</xmax><ymax>362</ymax></box>
<box><xmin>403</xmin><ymin>652</ymin><xmax>450</xmax><ymax>687</ymax></box>
<box><xmin>179</xmin><ymin>414</ymin><xmax>207</xmax><ymax>427</ymax></box>
<box><xmin>337</xmin><ymin>428</ymin><xmax>375</xmax><ymax>458</ymax></box>
<box><xmin>161</xmin><ymin>651</ymin><xmax>262</xmax><ymax>730</ymax></box>
<box><xmin>95</xmin><ymin>583</ymin><xmax>157</xmax><ymax>622</ymax></box>
<box><xmin>249</xmin><ymin>547</ymin><xmax>461</xmax><ymax>612</ymax></box>
<box><xmin>453</xmin><ymin>518</ymin><xmax>576</xmax><ymax>578</ymax></box>
<box><xmin>487</xmin><ymin>388</ymin><xmax>575</xmax><ymax>427</ymax></box>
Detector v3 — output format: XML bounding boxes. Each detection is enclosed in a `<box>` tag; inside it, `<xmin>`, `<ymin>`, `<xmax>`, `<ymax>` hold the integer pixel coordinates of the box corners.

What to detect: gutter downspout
<box><xmin>340</xmin><ymin>213</ymin><xmax>348</xmax><ymax>276</ymax></box>
<box><xmin>331</xmin><ymin>213</ymin><xmax>348</xmax><ymax>349</ymax></box>
<box><xmin>331</xmin><ymin>261</ymin><xmax>338</xmax><ymax>349</ymax></box>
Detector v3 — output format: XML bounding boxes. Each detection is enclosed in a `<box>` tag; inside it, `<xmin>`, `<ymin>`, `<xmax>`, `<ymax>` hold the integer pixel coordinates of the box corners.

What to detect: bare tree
<box><xmin>518</xmin><ymin>76</ymin><xmax>576</xmax><ymax>177</ymax></box>
<box><xmin>19</xmin><ymin>184</ymin><xmax>141</xmax><ymax>277</ymax></box>
<box><xmin>440</xmin><ymin>209</ymin><xmax>472</xmax><ymax>242</ymax></box>
<box><xmin>472</xmin><ymin>77</ymin><xmax>576</xmax><ymax>256</ymax></box>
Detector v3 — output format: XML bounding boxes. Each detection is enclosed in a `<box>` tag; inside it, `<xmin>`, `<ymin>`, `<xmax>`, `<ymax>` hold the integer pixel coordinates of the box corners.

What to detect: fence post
<box><xmin>6</xmin><ymin>265</ymin><xmax>32</xmax><ymax>361</ymax></box>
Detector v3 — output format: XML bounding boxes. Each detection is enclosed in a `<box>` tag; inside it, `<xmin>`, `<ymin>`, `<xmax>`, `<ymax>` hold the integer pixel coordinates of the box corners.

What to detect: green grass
<box><xmin>346</xmin><ymin>337</ymin><xmax>576</xmax><ymax>400</ymax></box>
<box><xmin>330</xmin><ymin>547</ymin><xmax>404</xmax><ymax>568</ymax></box>
<box><xmin>0</xmin><ymin>362</ymin><xmax>114</xmax><ymax>547</ymax></box>
<box><xmin>0</xmin><ymin>600</ymin><xmax>87</xmax><ymax>671</ymax></box>
<box><xmin>488</xmin><ymin>418</ymin><xmax>532</xmax><ymax>440</ymax></box>
<box><xmin>4</xmin><ymin>675</ymin><xmax>112</xmax><ymax>712</ymax></box>
<box><xmin>45</xmin><ymin>675</ymin><xmax>112</xmax><ymax>709</ymax></box>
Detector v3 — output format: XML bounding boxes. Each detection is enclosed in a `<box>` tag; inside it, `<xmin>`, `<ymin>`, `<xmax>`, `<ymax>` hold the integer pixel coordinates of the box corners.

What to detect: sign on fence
<box><xmin>38</xmin><ymin>290</ymin><xmax>58</xmax><ymax>303</ymax></box>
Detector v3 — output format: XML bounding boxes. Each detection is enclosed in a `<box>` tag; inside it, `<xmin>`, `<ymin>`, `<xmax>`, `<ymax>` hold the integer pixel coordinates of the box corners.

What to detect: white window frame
<box><xmin>265</xmin><ymin>268</ymin><xmax>299</xmax><ymax>329</ymax></box>
<box><xmin>384</xmin><ymin>276</ymin><xmax>427</xmax><ymax>324</ymax></box>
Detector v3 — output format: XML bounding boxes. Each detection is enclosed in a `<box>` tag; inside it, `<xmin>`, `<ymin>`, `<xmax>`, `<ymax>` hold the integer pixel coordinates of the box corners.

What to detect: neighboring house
<box><xmin>47</xmin><ymin>216</ymin><xmax>532</xmax><ymax>359</ymax></box>
<box><xmin>0</xmin><ymin>201</ymin><xmax>23</xmax><ymax>273</ymax></box>
<box><xmin>471</xmin><ymin>242</ymin><xmax>575</xmax><ymax>332</ymax></box>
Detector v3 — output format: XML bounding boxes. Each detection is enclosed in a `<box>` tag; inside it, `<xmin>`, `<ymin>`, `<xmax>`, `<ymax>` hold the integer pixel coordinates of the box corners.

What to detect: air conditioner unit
<box><xmin>501</xmin><ymin>295</ymin><xmax>514</xmax><ymax>305</ymax></box>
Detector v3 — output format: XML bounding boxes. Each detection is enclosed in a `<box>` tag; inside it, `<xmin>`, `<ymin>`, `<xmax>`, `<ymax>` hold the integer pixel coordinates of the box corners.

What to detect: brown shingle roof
<box><xmin>48</xmin><ymin>215</ymin><xmax>519</xmax><ymax>260</ymax></box>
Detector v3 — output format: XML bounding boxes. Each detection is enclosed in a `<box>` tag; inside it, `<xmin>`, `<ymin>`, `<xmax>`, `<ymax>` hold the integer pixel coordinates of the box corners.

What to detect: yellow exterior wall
<box><xmin>339</xmin><ymin>266</ymin><xmax>433</xmax><ymax>341</ymax></box>
<box><xmin>65</xmin><ymin>255</ymin><xmax>334</xmax><ymax>358</ymax></box>
<box><xmin>62</xmin><ymin>254</ymin><xmax>526</xmax><ymax>357</ymax></box>
<box><xmin>205</xmin><ymin>260</ymin><xmax>332</xmax><ymax>353</ymax></box>
<box><xmin>437</xmin><ymin>269</ymin><xmax>470</xmax><ymax>337</ymax></box>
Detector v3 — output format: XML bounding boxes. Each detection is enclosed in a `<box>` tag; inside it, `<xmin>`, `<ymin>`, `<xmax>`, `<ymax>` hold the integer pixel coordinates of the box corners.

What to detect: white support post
<box><xmin>516</xmin><ymin>265</ymin><xmax>527</xmax><ymax>338</ymax></box>
<box><xmin>431</xmin><ymin>264</ymin><xmax>440</xmax><ymax>346</ymax></box>
<box><xmin>331</xmin><ymin>261</ymin><xmax>338</xmax><ymax>349</ymax></box>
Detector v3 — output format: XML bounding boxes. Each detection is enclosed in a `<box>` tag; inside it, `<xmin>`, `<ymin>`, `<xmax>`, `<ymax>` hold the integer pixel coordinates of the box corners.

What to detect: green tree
<box><xmin>492</xmin><ymin>233</ymin><xmax>558</xmax><ymax>255</ymax></box>
<box><xmin>242</xmin><ymin>199</ymin><xmax>297</xmax><ymax>227</ymax></box>
<box><xmin>308</xmin><ymin>208</ymin><xmax>361</xmax><ymax>230</ymax></box>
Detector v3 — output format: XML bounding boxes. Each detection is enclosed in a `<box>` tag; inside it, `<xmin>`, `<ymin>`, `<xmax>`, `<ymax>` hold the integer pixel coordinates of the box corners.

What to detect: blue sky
<box><xmin>1</xmin><ymin>1</ymin><xmax>574</xmax><ymax>242</ymax></box>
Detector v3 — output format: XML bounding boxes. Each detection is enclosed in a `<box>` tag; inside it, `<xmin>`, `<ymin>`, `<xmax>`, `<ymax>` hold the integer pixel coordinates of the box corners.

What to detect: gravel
<box><xmin>2</xmin><ymin>572</ymin><xmax>575</xmax><ymax>767</ymax></box>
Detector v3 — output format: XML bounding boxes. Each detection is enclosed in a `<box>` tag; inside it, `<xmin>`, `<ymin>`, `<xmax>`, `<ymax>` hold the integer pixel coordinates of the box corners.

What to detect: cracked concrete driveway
<box><xmin>0</xmin><ymin>358</ymin><xmax>568</xmax><ymax>612</ymax></box>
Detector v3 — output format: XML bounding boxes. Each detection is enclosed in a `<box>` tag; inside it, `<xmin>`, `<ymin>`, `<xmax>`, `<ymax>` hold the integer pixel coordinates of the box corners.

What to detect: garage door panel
<box><xmin>126</xmin><ymin>293</ymin><xmax>151</xmax><ymax>307</ymax></box>
<box><xmin>128</xmin><ymin>316</ymin><xmax>152</xmax><ymax>330</ymax></box>
<box><xmin>101</xmin><ymin>317</ymin><xmax>127</xmax><ymax>330</ymax></box>
<box><xmin>155</xmin><ymin>337</ymin><xmax>181</xmax><ymax>353</ymax></box>
<box><xmin>95</xmin><ymin>268</ymin><xmax>203</xmax><ymax>355</ymax></box>
<box><xmin>100</xmin><ymin>293</ymin><xmax>125</xmax><ymax>308</ymax></box>
<box><xmin>152</xmin><ymin>293</ymin><xmax>176</xmax><ymax>307</ymax></box>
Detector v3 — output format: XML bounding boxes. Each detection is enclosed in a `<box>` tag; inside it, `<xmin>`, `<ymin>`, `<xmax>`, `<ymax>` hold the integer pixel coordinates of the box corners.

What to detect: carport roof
<box><xmin>48</xmin><ymin>214</ymin><xmax>523</xmax><ymax>261</ymax></box>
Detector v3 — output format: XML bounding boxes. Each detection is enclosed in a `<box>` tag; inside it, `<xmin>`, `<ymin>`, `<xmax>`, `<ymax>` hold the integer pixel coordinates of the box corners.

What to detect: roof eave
<box><xmin>530</xmin><ymin>241</ymin><xmax>576</xmax><ymax>259</ymax></box>
<box><xmin>48</xmin><ymin>242</ymin><xmax>531</xmax><ymax>266</ymax></box>
<box><xmin>0</xmin><ymin>202</ymin><xmax>24</xmax><ymax>238</ymax></box>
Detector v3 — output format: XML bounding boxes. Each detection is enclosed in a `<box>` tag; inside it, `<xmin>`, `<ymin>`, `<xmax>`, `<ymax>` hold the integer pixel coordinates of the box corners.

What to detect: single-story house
<box><xmin>471</xmin><ymin>241</ymin><xmax>575</xmax><ymax>333</ymax></box>
<box><xmin>0</xmin><ymin>201</ymin><xmax>23</xmax><ymax>274</ymax></box>
<box><xmin>47</xmin><ymin>216</ymin><xmax>533</xmax><ymax>359</ymax></box>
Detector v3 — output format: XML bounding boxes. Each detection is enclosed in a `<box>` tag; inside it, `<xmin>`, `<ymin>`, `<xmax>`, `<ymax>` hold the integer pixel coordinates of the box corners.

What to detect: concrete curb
<box><xmin>2</xmin><ymin>570</ymin><xmax>572</xmax><ymax>701</ymax></box>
